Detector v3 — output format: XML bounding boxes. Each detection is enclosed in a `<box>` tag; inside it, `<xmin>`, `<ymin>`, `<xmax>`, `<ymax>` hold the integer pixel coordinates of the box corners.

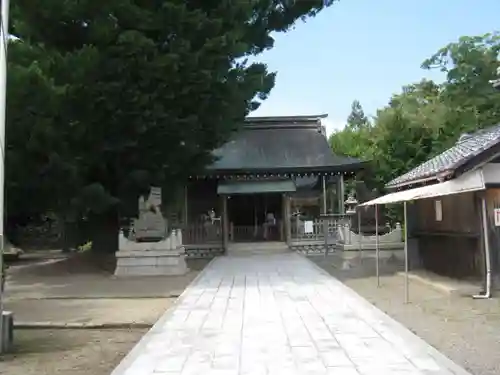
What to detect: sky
<box><xmin>251</xmin><ymin>0</ymin><xmax>500</xmax><ymax>136</ymax></box>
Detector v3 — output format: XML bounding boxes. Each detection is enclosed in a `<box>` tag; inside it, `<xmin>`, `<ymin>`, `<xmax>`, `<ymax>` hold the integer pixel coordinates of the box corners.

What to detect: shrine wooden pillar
<box><xmin>221</xmin><ymin>195</ymin><xmax>229</xmax><ymax>252</ymax></box>
<box><xmin>183</xmin><ymin>184</ymin><xmax>189</xmax><ymax>226</ymax></box>
<box><xmin>283</xmin><ymin>193</ymin><xmax>291</xmax><ymax>245</ymax></box>
<box><xmin>338</xmin><ymin>174</ymin><xmax>345</xmax><ymax>214</ymax></box>
<box><xmin>322</xmin><ymin>175</ymin><xmax>327</xmax><ymax>214</ymax></box>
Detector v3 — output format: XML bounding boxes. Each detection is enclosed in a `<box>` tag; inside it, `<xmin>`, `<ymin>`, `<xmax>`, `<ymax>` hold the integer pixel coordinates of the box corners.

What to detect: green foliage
<box><xmin>330</xmin><ymin>32</ymin><xmax>500</xmax><ymax>194</ymax></box>
<box><xmin>329</xmin><ymin>100</ymin><xmax>372</xmax><ymax>160</ymax></box>
<box><xmin>6</xmin><ymin>0</ymin><xmax>334</xmax><ymax>229</ymax></box>
<box><xmin>422</xmin><ymin>32</ymin><xmax>500</xmax><ymax>132</ymax></box>
<box><xmin>346</xmin><ymin>100</ymin><xmax>370</xmax><ymax>130</ymax></box>
<box><xmin>6</xmin><ymin>40</ymin><xmax>76</xmax><ymax>221</ymax></box>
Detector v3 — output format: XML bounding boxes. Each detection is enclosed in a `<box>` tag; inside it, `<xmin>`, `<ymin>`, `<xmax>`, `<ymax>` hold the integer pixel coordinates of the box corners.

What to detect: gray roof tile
<box><xmin>208</xmin><ymin>117</ymin><xmax>364</xmax><ymax>173</ymax></box>
<box><xmin>387</xmin><ymin>123</ymin><xmax>500</xmax><ymax>188</ymax></box>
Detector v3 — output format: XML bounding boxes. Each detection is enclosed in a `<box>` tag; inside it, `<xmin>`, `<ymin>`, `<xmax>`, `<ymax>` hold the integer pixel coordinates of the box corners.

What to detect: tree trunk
<box><xmin>61</xmin><ymin>221</ymin><xmax>71</xmax><ymax>253</ymax></box>
<box><xmin>61</xmin><ymin>219</ymin><xmax>81</xmax><ymax>253</ymax></box>
<box><xmin>89</xmin><ymin>209</ymin><xmax>120</xmax><ymax>253</ymax></box>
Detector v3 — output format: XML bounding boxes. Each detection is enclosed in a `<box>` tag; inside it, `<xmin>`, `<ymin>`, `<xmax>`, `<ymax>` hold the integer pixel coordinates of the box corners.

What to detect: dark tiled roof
<box><xmin>208</xmin><ymin>116</ymin><xmax>364</xmax><ymax>173</ymax></box>
<box><xmin>387</xmin><ymin>123</ymin><xmax>500</xmax><ymax>188</ymax></box>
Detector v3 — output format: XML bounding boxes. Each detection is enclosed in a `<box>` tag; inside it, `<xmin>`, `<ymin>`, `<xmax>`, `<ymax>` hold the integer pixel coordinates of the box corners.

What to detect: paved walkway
<box><xmin>111</xmin><ymin>253</ymin><xmax>471</xmax><ymax>375</ymax></box>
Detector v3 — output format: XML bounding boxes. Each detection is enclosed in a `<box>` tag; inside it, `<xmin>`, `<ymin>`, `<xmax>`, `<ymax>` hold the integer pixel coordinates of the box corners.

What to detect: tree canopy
<box><xmin>329</xmin><ymin>100</ymin><xmax>372</xmax><ymax>161</ymax></box>
<box><xmin>329</xmin><ymin>32</ymin><xmax>500</xmax><ymax>192</ymax></box>
<box><xmin>346</xmin><ymin>100</ymin><xmax>370</xmax><ymax>130</ymax></box>
<box><xmin>6</xmin><ymin>0</ymin><xmax>335</xmax><ymax>250</ymax></box>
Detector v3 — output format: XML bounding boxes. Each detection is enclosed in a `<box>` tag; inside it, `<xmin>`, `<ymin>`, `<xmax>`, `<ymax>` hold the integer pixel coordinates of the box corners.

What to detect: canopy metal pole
<box><xmin>322</xmin><ymin>176</ymin><xmax>328</xmax><ymax>256</ymax></box>
<box><xmin>0</xmin><ymin>0</ymin><xmax>10</xmax><ymax>354</ymax></box>
<box><xmin>358</xmin><ymin>209</ymin><xmax>362</xmax><ymax>261</ymax></box>
<box><xmin>404</xmin><ymin>201</ymin><xmax>409</xmax><ymax>303</ymax></box>
<box><xmin>375</xmin><ymin>204</ymin><xmax>380</xmax><ymax>287</ymax></box>
<box><xmin>473</xmin><ymin>196</ymin><xmax>492</xmax><ymax>299</ymax></box>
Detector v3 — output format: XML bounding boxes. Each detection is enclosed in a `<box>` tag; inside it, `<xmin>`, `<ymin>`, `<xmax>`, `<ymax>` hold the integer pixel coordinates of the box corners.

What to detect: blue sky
<box><xmin>252</xmin><ymin>0</ymin><xmax>500</xmax><ymax>136</ymax></box>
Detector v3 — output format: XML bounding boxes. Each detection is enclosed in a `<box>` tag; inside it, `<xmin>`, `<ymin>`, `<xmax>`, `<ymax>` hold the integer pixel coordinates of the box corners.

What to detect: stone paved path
<box><xmin>111</xmin><ymin>253</ymin><xmax>471</xmax><ymax>375</ymax></box>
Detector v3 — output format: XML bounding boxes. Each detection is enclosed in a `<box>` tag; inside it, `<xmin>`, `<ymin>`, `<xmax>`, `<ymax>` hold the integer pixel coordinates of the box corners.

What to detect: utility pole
<box><xmin>0</xmin><ymin>0</ymin><xmax>10</xmax><ymax>354</ymax></box>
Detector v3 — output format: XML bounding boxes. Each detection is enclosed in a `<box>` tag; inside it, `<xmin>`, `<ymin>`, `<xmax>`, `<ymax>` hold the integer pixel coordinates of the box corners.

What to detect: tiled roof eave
<box><xmin>386</xmin><ymin>169</ymin><xmax>454</xmax><ymax>190</ymax></box>
<box><xmin>385</xmin><ymin>123</ymin><xmax>500</xmax><ymax>189</ymax></box>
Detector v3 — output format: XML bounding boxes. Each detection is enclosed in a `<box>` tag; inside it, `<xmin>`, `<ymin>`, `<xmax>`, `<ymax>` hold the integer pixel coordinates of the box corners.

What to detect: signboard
<box><xmin>304</xmin><ymin>221</ymin><xmax>314</xmax><ymax>234</ymax></box>
<box><xmin>494</xmin><ymin>208</ymin><xmax>500</xmax><ymax>227</ymax></box>
<box><xmin>149</xmin><ymin>186</ymin><xmax>162</xmax><ymax>207</ymax></box>
<box><xmin>434</xmin><ymin>200</ymin><xmax>442</xmax><ymax>222</ymax></box>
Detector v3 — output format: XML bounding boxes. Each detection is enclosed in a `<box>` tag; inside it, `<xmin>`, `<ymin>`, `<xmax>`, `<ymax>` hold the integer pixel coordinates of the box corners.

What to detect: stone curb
<box><xmin>396</xmin><ymin>271</ymin><xmax>477</xmax><ymax>296</ymax></box>
<box><xmin>14</xmin><ymin>321</ymin><xmax>153</xmax><ymax>329</ymax></box>
<box><xmin>9</xmin><ymin>294</ymin><xmax>181</xmax><ymax>301</ymax></box>
<box><xmin>110</xmin><ymin>257</ymin><xmax>217</xmax><ymax>375</ymax></box>
<box><xmin>304</xmin><ymin>254</ymin><xmax>472</xmax><ymax>375</ymax></box>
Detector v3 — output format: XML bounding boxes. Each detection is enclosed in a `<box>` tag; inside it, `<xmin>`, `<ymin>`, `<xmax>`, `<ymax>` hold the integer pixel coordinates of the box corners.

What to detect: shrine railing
<box><xmin>290</xmin><ymin>216</ymin><xmax>404</xmax><ymax>250</ymax></box>
<box><xmin>291</xmin><ymin>217</ymin><xmax>347</xmax><ymax>242</ymax></box>
<box><xmin>229</xmin><ymin>222</ymin><xmax>284</xmax><ymax>242</ymax></box>
<box><xmin>183</xmin><ymin>222</ymin><xmax>222</xmax><ymax>245</ymax></box>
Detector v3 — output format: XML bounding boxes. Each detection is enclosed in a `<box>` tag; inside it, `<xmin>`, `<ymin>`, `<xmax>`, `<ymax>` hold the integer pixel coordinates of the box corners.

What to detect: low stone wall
<box><xmin>291</xmin><ymin>223</ymin><xmax>404</xmax><ymax>257</ymax></box>
<box><xmin>339</xmin><ymin>223</ymin><xmax>403</xmax><ymax>246</ymax></box>
<box><xmin>291</xmin><ymin>242</ymin><xmax>403</xmax><ymax>256</ymax></box>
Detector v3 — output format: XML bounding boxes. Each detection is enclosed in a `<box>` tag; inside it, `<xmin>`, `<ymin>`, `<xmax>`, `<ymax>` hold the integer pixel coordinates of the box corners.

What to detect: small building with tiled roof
<box><xmin>182</xmin><ymin>115</ymin><xmax>367</xmax><ymax>256</ymax></box>
<box><xmin>387</xmin><ymin>124</ymin><xmax>500</xmax><ymax>190</ymax></box>
<box><xmin>364</xmin><ymin>123</ymin><xmax>500</xmax><ymax>295</ymax></box>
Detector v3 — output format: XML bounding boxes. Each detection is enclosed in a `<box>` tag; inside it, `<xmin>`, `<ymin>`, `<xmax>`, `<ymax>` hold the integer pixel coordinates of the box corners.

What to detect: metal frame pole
<box><xmin>0</xmin><ymin>0</ymin><xmax>10</xmax><ymax>353</ymax></box>
<box><xmin>375</xmin><ymin>204</ymin><xmax>380</xmax><ymax>287</ymax></box>
<box><xmin>473</xmin><ymin>196</ymin><xmax>492</xmax><ymax>299</ymax></box>
<box><xmin>404</xmin><ymin>201</ymin><xmax>409</xmax><ymax>303</ymax></box>
<box><xmin>322</xmin><ymin>176</ymin><xmax>328</xmax><ymax>256</ymax></box>
<box><xmin>358</xmin><ymin>209</ymin><xmax>362</xmax><ymax>261</ymax></box>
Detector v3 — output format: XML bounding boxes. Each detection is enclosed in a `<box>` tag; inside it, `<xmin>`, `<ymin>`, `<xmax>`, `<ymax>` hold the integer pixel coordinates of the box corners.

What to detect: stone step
<box><xmin>227</xmin><ymin>242</ymin><xmax>289</xmax><ymax>256</ymax></box>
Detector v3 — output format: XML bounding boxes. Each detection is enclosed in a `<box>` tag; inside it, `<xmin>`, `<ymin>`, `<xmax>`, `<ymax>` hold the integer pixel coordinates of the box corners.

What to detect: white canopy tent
<box><xmin>359</xmin><ymin>166</ymin><xmax>494</xmax><ymax>302</ymax></box>
<box><xmin>360</xmin><ymin>167</ymin><xmax>486</xmax><ymax>207</ymax></box>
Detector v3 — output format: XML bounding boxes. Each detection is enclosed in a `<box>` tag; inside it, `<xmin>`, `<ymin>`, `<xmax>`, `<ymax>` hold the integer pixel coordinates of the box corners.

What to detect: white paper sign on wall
<box><xmin>494</xmin><ymin>208</ymin><xmax>500</xmax><ymax>227</ymax></box>
<box><xmin>435</xmin><ymin>200</ymin><xmax>442</xmax><ymax>222</ymax></box>
<box><xmin>304</xmin><ymin>221</ymin><xmax>314</xmax><ymax>234</ymax></box>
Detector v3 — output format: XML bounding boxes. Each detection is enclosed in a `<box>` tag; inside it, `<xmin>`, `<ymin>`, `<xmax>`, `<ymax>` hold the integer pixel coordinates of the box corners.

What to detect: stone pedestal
<box><xmin>115</xmin><ymin>229</ymin><xmax>188</xmax><ymax>276</ymax></box>
<box><xmin>115</xmin><ymin>187</ymin><xmax>188</xmax><ymax>276</ymax></box>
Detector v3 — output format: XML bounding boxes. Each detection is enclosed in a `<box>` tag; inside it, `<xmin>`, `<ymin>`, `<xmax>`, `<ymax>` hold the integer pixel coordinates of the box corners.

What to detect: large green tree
<box><xmin>369</xmin><ymin>80</ymin><xmax>449</xmax><ymax>188</ymax></box>
<box><xmin>329</xmin><ymin>99</ymin><xmax>372</xmax><ymax>160</ymax></box>
<box><xmin>422</xmin><ymin>32</ymin><xmax>500</xmax><ymax>131</ymax></box>
<box><xmin>346</xmin><ymin>99</ymin><xmax>370</xmax><ymax>130</ymax></box>
<box><xmin>329</xmin><ymin>32</ymin><xmax>500</xmax><ymax>194</ymax></box>
<box><xmin>5</xmin><ymin>40</ymin><xmax>77</xmax><ymax>244</ymax></box>
<box><xmin>8</xmin><ymin>0</ymin><xmax>335</xmax><ymax>251</ymax></box>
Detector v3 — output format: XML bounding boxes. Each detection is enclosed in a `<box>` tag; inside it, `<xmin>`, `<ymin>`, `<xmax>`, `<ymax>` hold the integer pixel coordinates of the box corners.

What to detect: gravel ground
<box><xmin>1</xmin><ymin>254</ymin><xmax>211</xmax><ymax>374</ymax></box>
<box><xmin>310</xmin><ymin>255</ymin><xmax>500</xmax><ymax>375</ymax></box>
<box><xmin>5</xmin><ymin>298</ymin><xmax>174</xmax><ymax>325</ymax></box>
<box><xmin>6</xmin><ymin>257</ymin><xmax>209</xmax><ymax>300</ymax></box>
<box><xmin>1</xmin><ymin>329</ymin><xmax>147</xmax><ymax>375</ymax></box>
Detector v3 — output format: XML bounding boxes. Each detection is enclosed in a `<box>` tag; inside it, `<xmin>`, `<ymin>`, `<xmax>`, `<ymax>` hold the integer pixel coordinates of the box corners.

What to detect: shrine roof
<box><xmin>207</xmin><ymin>115</ymin><xmax>365</xmax><ymax>175</ymax></box>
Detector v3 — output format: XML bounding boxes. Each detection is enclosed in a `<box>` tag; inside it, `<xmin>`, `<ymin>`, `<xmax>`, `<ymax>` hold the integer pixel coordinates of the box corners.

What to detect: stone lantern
<box><xmin>344</xmin><ymin>191</ymin><xmax>358</xmax><ymax>216</ymax></box>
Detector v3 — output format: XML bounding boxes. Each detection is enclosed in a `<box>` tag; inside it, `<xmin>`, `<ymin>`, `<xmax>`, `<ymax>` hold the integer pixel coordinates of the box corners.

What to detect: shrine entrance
<box><xmin>227</xmin><ymin>193</ymin><xmax>283</xmax><ymax>242</ymax></box>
